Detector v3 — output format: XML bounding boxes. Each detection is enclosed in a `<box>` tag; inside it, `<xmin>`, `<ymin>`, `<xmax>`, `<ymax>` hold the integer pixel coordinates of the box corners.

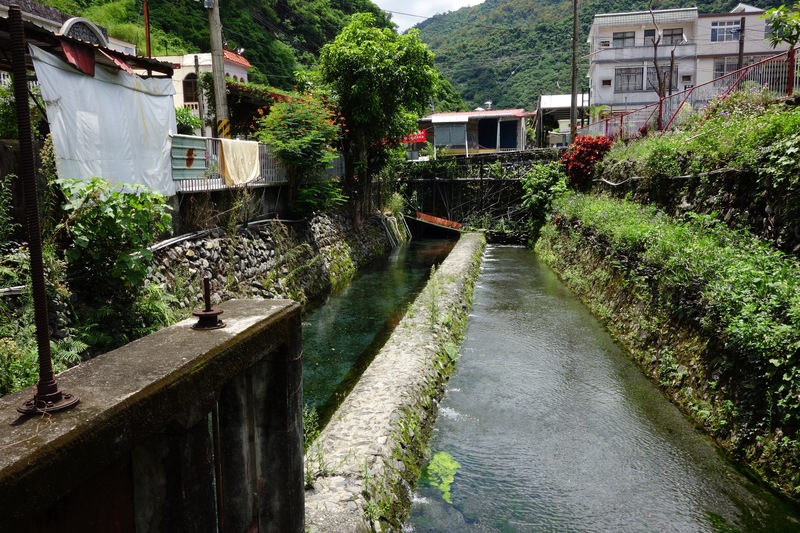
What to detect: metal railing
<box><xmin>171</xmin><ymin>136</ymin><xmax>346</xmax><ymax>194</ymax></box>
<box><xmin>581</xmin><ymin>47</ymin><xmax>799</xmax><ymax>141</ymax></box>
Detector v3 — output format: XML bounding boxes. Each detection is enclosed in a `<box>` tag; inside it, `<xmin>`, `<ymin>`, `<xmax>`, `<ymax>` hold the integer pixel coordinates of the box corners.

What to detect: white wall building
<box><xmin>587</xmin><ymin>4</ymin><xmax>790</xmax><ymax>113</ymax></box>
<box><xmin>156</xmin><ymin>50</ymin><xmax>251</xmax><ymax>115</ymax></box>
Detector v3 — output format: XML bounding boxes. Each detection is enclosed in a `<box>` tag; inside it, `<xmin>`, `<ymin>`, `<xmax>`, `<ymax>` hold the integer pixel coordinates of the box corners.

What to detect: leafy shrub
<box><xmin>175</xmin><ymin>106</ymin><xmax>203</xmax><ymax>135</ymax></box>
<box><xmin>520</xmin><ymin>161</ymin><xmax>567</xmax><ymax>243</ymax></box>
<box><xmin>0</xmin><ymin>173</ymin><xmax>17</xmax><ymax>242</ymax></box>
<box><xmin>57</xmin><ymin>177</ymin><xmax>172</xmax><ymax>291</ymax></box>
<box><xmin>561</xmin><ymin>135</ymin><xmax>612</xmax><ymax>189</ymax></box>
<box><xmin>255</xmin><ymin>92</ymin><xmax>341</xmax><ymax>184</ymax></box>
<box><xmin>294</xmin><ymin>177</ymin><xmax>348</xmax><ymax>216</ymax></box>
<box><xmin>383</xmin><ymin>191</ymin><xmax>405</xmax><ymax>218</ymax></box>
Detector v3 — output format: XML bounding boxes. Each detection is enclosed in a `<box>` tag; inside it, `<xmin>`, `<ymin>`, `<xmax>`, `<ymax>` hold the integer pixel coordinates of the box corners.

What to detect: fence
<box><xmin>581</xmin><ymin>47</ymin><xmax>799</xmax><ymax>141</ymax></box>
<box><xmin>171</xmin><ymin>136</ymin><xmax>346</xmax><ymax>194</ymax></box>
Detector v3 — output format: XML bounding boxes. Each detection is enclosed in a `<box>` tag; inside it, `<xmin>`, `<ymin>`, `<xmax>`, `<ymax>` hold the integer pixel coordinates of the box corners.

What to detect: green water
<box><xmin>302</xmin><ymin>238</ymin><xmax>455</xmax><ymax>422</ymax></box>
<box><xmin>409</xmin><ymin>246</ymin><xmax>800</xmax><ymax>532</ymax></box>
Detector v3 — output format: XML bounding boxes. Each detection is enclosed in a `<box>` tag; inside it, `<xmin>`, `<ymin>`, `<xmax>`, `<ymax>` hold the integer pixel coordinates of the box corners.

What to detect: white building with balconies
<box><xmin>587</xmin><ymin>4</ymin><xmax>789</xmax><ymax>113</ymax></box>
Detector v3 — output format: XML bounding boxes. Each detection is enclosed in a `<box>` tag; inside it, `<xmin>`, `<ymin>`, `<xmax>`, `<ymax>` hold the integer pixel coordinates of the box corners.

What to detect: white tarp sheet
<box><xmin>30</xmin><ymin>44</ymin><xmax>177</xmax><ymax>196</ymax></box>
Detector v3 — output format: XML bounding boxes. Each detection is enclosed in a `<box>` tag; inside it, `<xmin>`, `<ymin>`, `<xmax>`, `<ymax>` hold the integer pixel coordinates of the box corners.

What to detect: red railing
<box><xmin>581</xmin><ymin>47</ymin><xmax>799</xmax><ymax>141</ymax></box>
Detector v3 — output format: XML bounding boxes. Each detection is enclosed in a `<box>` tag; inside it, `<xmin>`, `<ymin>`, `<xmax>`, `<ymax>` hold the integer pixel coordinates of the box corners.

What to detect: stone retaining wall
<box><xmin>304</xmin><ymin>233</ymin><xmax>485</xmax><ymax>532</ymax></box>
<box><xmin>148</xmin><ymin>212</ymin><xmax>392</xmax><ymax>311</ymax></box>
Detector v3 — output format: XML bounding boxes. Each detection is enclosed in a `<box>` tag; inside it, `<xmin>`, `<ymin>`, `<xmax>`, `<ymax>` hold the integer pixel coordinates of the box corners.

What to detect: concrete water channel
<box><xmin>407</xmin><ymin>246</ymin><xmax>800</xmax><ymax>532</ymax></box>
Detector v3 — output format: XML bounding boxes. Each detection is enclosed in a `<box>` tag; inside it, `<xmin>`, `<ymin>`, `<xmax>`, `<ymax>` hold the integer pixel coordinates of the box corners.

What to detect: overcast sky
<box><xmin>374</xmin><ymin>1</ymin><xmax>484</xmax><ymax>33</ymax></box>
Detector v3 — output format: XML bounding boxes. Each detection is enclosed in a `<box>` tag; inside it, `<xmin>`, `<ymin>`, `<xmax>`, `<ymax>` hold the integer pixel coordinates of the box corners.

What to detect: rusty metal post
<box><xmin>10</xmin><ymin>4</ymin><xmax>79</xmax><ymax>415</ymax></box>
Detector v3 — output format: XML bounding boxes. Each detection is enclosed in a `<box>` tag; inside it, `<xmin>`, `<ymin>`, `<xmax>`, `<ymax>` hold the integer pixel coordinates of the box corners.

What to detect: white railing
<box><xmin>172</xmin><ymin>136</ymin><xmax>344</xmax><ymax>193</ymax></box>
<box><xmin>581</xmin><ymin>47</ymin><xmax>800</xmax><ymax>141</ymax></box>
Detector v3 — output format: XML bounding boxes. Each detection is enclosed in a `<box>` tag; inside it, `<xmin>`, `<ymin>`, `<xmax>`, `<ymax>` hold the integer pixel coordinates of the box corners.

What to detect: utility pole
<box><xmin>207</xmin><ymin>0</ymin><xmax>230</xmax><ymax>138</ymax></box>
<box><xmin>143</xmin><ymin>0</ymin><xmax>151</xmax><ymax>57</ymax></box>
<box><xmin>737</xmin><ymin>16</ymin><xmax>746</xmax><ymax>71</ymax></box>
<box><xmin>570</xmin><ymin>0</ymin><xmax>579</xmax><ymax>140</ymax></box>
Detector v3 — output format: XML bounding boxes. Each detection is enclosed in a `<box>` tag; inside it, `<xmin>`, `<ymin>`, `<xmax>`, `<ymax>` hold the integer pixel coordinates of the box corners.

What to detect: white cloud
<box><xmin>374</xmin><ymin>1</ymin><xmax>484</xmax><ymax>33</ymax></box>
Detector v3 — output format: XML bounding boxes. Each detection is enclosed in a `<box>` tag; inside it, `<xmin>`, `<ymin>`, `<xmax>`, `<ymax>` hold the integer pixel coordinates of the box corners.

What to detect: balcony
<box><xmin>592</xmin><ymin>42</ymin><xmax>697</xmax><ymax>63</ymax></box>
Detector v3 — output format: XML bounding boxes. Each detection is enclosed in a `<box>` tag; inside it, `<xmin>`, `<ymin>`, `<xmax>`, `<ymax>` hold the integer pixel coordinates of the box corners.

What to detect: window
<box><xmin>182</xmin><ymin>73</ymin><xmax>198</xmax><ymax>103</ymax></box>
<box><xmin>435</xmin><ymin>124</ymin><xmax>466</xmax><ymax>146</ymax></box>
<box><xmin>662</xmin><ymin>28</ymin><xmax>684</xmax><ymax>45</ymax></box>
<box><xmin>644</xmin><ymin>29</ymin><xmax>656</xmax><ymax>43</ymax></box>
<box><xmin>614</xmin><ymin>67</ymin><xmax>643</xmax><ymax>92</ymax></box>
<box><xmin>681</xmin><ymin>74</ymin><xmax>692</xmax><ymax>83</ymax></box>
<box><xmin>612</xmin><ymin>31</ymin><xmax>635</xmax><ymax>48</ymax></box>
<box><xmin>647</xmin><ymin>66</ymin><xmax>678</xmax><ymax>91</ymax></box>
<box><xmin>713</xmin><ymin>56</ymin><xmax>766</xmax><ymax>79</ymax></box>
<box><xmin>711</xmin><ymin>20</ymin><xmax>740</xmax><ymax>42</ymax></box>
<box><xmin>602</xmin><ymin>79</ymin><xmax>612</xmax><ymax>87</ymax></box>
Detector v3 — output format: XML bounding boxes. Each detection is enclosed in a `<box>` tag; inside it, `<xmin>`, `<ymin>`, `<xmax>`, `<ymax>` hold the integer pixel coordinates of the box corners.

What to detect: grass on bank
<box><xmin>543</xmin><ymin>192</ymin><xmax>800</xmax><ymax>494</ymax></box>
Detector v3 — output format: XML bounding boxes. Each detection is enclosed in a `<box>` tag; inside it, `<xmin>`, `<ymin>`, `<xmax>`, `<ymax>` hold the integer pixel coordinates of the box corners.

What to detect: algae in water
<box><xmin>422</xmin><ymin>451</ymin><xmax>461</xmax><ymax>504</ymax></box>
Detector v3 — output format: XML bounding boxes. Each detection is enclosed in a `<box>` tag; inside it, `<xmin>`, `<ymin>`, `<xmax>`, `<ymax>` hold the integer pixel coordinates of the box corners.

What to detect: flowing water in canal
<box><xmin>302</xmin><ymin>238</ymin><xmax>455</xmax><ymax>421</ymax></box>
<box><xmin>408</xmin><ymin>246</ymin><xmax>800</xmax><ymax>533</ymax></box>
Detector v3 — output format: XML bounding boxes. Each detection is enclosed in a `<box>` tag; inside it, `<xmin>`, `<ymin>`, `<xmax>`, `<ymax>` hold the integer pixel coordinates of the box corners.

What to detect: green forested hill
<box><xmin>36</xmin><ymin>0</ymin><xmax>392</xmax><ymax>89</ymax></box>
<box><xmin>417</xmin><ymin>0</ymin><xmax>784</xmax><ymax>111</ymax></box>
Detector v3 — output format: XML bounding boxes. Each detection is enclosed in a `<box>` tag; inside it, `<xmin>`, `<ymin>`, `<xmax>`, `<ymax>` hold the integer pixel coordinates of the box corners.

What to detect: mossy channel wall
<box><xmin>304</xmin><ymin>233</ymin><xmax>485</xmax><ymax>532</ymax></box>
<box><xmin>536</xmin><ymin>209</ymin><xmax>799</xmax><ymax>499</ymax></box>
<box><xmin>148</xmin><ymin>212</ymin><xmax>397</xmax><ymax>312</ymax></box>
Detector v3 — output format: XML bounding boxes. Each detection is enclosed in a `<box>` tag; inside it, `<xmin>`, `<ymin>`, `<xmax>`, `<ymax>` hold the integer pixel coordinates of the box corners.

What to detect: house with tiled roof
<box><xmin>157</xmin><ymin>50</ymin><xmax>251</xmax><ymax>129</ymax></box>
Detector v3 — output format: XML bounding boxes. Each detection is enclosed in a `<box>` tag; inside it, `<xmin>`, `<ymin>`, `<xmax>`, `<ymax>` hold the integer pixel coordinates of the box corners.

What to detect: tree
<box><xmin>764</xmin><ymin>3</ymin><xmax>800</xmax><ymax>49</ymax></box>
<box><xmin>255</xmin><ymin>91</ymin><xmax>343</xmax><ymax>213</ymax></box>
<box><xmin>318</xmin><ymin>13</ymin><xmax>437</xmax><ymax>227</ymax></box>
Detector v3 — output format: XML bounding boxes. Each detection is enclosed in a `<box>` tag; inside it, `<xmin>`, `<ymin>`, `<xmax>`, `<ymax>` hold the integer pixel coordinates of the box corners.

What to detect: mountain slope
<box><xmin>417</xmin><ymin>0</ymin><xmax>784</xmax><ymax>110</ymax></box>
<box><xmin>37</xmin><ymin>0</ymin><xmax>392</xmax><ymax>90</ymax></box>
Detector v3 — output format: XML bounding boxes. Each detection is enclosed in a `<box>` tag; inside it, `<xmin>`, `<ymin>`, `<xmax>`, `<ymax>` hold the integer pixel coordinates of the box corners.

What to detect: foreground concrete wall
<box><xmin>304</xmin><ymin>233</ymin><xmax>485</xmax><ymax>532</ymax></box>
<box><xmin>0</xmin><ymin>299</ymin><xmax>303</xmax><ymax>532</ymax></box>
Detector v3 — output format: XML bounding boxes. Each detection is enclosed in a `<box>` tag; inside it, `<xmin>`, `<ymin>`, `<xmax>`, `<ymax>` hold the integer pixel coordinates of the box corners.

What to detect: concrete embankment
<box><xmin>304</xmin><ymin>233</ymin><xmax>485</xmax><ymax>532</ymax></box>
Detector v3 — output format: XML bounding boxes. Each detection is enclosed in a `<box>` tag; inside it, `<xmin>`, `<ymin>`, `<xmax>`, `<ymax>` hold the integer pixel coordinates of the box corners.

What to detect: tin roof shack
<box><xmin>536</xmin><ymin>93</ymin><xmax>590</xmax><ymax>147</ymax></box>
<box><xmin>0</xmin><ymin>1</ymin><xmax>178</xmax><ymax>196</ymax></box>
<box><xmin>418</xmin><ymin>109</ymin><xmax>532</xmax><ymax>158</ymax></box>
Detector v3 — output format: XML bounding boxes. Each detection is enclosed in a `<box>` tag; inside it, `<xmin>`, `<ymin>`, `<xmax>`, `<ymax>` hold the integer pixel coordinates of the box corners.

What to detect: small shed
<box><xmin>418</xmin><ymin>109</ymin><xmax>533</xmax><ymax>157</ymax></box>
<box><xmin>535</xmin><ymin>93</ymin><xmax>589</xmax><ymax>147</ymax></box>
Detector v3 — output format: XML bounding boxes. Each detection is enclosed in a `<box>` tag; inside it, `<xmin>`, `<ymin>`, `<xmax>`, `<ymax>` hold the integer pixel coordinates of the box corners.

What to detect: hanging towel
<box><xmin>219</xmin><ymin>138</ymin><xmax>260</xmax><ymax>186</ymax></box>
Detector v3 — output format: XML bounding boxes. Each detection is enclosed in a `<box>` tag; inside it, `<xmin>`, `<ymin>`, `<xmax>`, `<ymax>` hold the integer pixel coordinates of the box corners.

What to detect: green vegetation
<box><xmin>57</xmin><ymin>177</ymin><xmax>172</xmax><ymax>290</ymax></box>
<box><xmin>598</xmin><ymin>87</ymin><xmax>795</xmax><ymax>181</ymax></box>
<box><xmin>254</xmin><ymin>90</ymin><xmax>345</xmax><ymax>214</ymax></box>
<box><xmin>175</xmin><ymin>106</ymin><xmax>203</xmax><ymax>134</ymax></box>
<box><xmin>421</xmin><ymin>451</ymin><xmax>461</xmax><ymax>504</ymax></box>
<box><xmin>540</xmin><ymin>191</ymin><xmax>800</xmax><ymax>495</ymax></box>
<box><xmin>318</xmin><ymin>13</ymin><xmax>437</xmax><ymax>225</ymax></box>
<box><xmin>520</xmin><ymin>161</ymin><xmax>567</xmax><ymax>243</ymax></box>
<box><xmin>37</xmin><ymin>0</ymin><xmax>393</xmax><ymax>90</ymax></box>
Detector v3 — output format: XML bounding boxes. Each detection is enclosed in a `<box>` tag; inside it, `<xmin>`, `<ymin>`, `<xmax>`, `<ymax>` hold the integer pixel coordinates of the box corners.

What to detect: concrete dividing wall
<box><xmin>0</xmin><ymin>299</ymin><xmax>304</xmax><ymax>532</ymax></box>
<box><xmin>304</xmin><ymin>233</ymin><xmax>485</xmax><ymax>532</ymax></box>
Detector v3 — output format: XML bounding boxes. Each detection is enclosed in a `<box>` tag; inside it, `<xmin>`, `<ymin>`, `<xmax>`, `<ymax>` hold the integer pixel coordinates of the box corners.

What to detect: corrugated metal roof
<box><xmin>422</xmin><ymin>108</ymin><xmax>530</xmax><ymax>124</ymax></box>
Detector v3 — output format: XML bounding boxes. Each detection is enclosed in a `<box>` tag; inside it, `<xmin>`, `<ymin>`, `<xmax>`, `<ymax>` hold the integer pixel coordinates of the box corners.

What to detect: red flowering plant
<box><xmin>560</xmin><ymin>135</ymin><xmax>613</xmax><ymax>190</ymax></box>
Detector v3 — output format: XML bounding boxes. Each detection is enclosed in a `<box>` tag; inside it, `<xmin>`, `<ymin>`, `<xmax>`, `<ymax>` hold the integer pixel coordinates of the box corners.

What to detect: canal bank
<box><xmin>536</xmin><ymin>199</ymin><xmax>800</xmax><ymax>501</ymax></box>
<box><xmin>304</xmin><ymin>233</ymin><xmax>485</xmax><ymax>532</ymax></box>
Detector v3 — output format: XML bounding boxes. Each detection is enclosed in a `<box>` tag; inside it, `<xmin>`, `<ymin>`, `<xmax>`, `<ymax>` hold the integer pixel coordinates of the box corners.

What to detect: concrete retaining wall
<box><xmin>304</xmin><ymin>233</ymin><xmax>485</xmax><ymax>532</ymax></box>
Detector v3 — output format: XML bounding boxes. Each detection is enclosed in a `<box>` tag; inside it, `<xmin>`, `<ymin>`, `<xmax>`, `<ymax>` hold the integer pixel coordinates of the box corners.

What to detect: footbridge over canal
<box><xmin>397</xmin><ymin>149</ymin><xmax>562</xmax><ymax>228</ymax></box>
